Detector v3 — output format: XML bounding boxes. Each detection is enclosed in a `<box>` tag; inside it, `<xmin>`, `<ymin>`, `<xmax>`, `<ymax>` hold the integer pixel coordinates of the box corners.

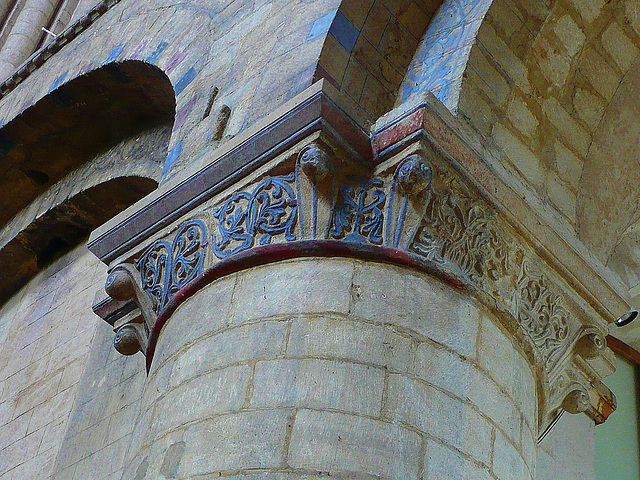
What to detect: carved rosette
<box><xmin>94</xmin><ymin>136</ymin><xmax>616</xmax><ymax>437</ymax></box>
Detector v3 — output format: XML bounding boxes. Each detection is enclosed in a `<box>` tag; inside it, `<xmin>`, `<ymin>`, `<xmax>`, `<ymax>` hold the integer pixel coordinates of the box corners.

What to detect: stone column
<box><xmin>89</xmin><ymin>81</ymin><xmax>618</xmax><ymax>480</ymax></box>
<box><xmin>70</xmin><ymin>0</ymin><xmax>99</xmax><ymax>23</ymax></box>
<box><xmin>0</xmin><ymin>0</ymin><xmax>57</xmax><ymax>80</ymax></box>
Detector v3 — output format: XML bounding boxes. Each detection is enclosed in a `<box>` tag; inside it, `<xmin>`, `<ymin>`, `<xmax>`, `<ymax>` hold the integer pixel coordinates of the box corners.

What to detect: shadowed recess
<box><xmin>0</xmin><ymin>60</ymin><xmax>176</xmax><ymax>226</ymax></box>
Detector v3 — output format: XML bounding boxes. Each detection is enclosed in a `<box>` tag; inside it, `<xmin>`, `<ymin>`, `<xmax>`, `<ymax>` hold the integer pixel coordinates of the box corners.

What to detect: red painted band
<box><xmin>145</xmin><ymin>239</ymin><xmax>468</xmax><ymax>371</ymax></box>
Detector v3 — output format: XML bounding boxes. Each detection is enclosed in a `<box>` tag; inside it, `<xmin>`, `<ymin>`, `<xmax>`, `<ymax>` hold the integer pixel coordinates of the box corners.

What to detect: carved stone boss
<box><xmin>100</xmin><ymin>137</ymin><xmax>614</xmax><ymax>435</ymax></box>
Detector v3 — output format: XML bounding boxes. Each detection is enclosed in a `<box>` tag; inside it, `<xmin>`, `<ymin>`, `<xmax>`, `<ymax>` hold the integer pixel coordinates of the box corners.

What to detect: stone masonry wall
<box><xmin>0</xmin><ymin>244</ymin><xmax>106</xmax><ymax>479</ymax></box>
<box><xmin>123</xmin><ymin>257</ymin><xmax>537</xmax><ymax>479</ymax></box>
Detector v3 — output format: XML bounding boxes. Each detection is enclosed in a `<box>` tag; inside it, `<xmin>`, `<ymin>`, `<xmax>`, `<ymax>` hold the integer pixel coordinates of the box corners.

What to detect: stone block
<box><xmin>350</xmin><ymin>263</ymin><xmax>479</xmax><ymax>359</ymax></box>
<box><xmin>179</xmin><ymin>410</ymin><xmax>290</xmax><ymax>476</ymax></box>
<box><xmin>153</xmin><ymin>273</ymin><xmax>237</xmax><ymax>366</ymax></box>
<box><xmin>288</xmin><ymin>409</ymin><xmax>422</xmax><ymax>479</ymax></box>
<box><xmin>386</xmin><ymin>374</ymin><xmax>492</xmax><ymax>465</ymax></box>
<box><xmin>251</xmin><ymin>358</ymin><xmax>385</xmax><ymax>416</ymax></box>
<box><xmin>424</xmin><ymin>440</ymin><xmax>494</xmax><ymax>479</ymax></box>
<box><xmin>153</xmin><ymin>364</ymin><xmax>251</xmax><ymax>436</ymax></box>
<box><xmin>477</xmin><ymin>316</ymin><xmax>536</xmax><ymax>427</ymax></box>
<box><xmin>169</xmin><ymin>320</ymin><xmax>288</xmax><ymax>387</ymax></box>
<box><xmin>492</xmin><ymin>429</ymin><xmax>531</xmax><ymax>480</ymax></box>
<box><xmin>492</xmin><ymin>123</ymin><xmax>543</xmax><ymax>189</ymax></box>
<box><xmin>287</xmin><ymin>316</ymin><xmax>416</xmax><ymax>373</ymax></box>
<box><xmin>232</xmin><ymin>259</ymin><xmax>354</xmax><ymax>323</ymax></box>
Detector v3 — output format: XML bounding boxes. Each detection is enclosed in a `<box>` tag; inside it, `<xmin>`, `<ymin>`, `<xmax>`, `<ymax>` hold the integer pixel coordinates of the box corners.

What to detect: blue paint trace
<box><xmin>212</xmin><ymin>174</ymin><xmax>298</xmax><ymax>259</ymax></box>
<box><xmin>135</xmin><ymin>219</ymin><xmax>207</xmax><ymax>313</ymax></box>
<box><xmin>400</xmin><ymin>0</ymin><xmax>492</xmax><ymax>109</ymax></box>
<box><xmin>330</xmin><ymin>177</ymin><xmax>386</xmax><ymax>245</ymax></box>
<box><xmin>307</xmin><ymin>11</ymin><xmax>336</xmax><ymax>43</ymax></box>
<box><xmin>146</xmin><ymin>41</ymin><xmax>169</xmax><ymax>65</ymax></box>
<box><xmin>162</xmin><ymin>140</ymin><xmax>183</xmax><ymax>176</ymax></box>
<box><xmin>103</xmin><ymin>45</ymin><xmax>125</xmax><ymax>65</ymax></box>
<box><xmin>329</xmin><ymin>10</ymin><xmax>359</xmax><ymax>53</ymax></box>
<box><xmin>48</xmin><ymin>71</ymin><xmax>68</xmax><ymax>93</ymax></box>
<box><xmin>174</xmin><ymin>67</ymin><xmax>197</xmax><ymax>96</ymax></box>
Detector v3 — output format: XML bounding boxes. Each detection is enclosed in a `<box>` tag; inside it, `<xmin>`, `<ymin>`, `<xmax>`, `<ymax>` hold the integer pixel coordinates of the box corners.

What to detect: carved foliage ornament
<box><xmin>135</xmin><ymin>219</ymin><xmax>207</xmax><ymax>313</ymax></box>
<box><xmin>116</xmin><ymin>145</ymin><xmax>578</xmax><ymax>378</ymax></box>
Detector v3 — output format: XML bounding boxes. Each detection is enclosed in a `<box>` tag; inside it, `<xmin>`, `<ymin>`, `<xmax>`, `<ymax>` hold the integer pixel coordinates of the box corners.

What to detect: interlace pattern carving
<box><xmin>135</xmin><ymin>219</ymin><xmax>207</xmax><ymax>313</ymax></box>
<box><xmin>412</xmin><ymin>179</ymin><xmax>489</xmax><ymax>280</ymax></box>
<box><xmin>212</xmin><ymin>174</ymin><xmax>297</xmax><ymax>258</ymax></box>
<box><xmin>330</xmin><ymin>177</ymin><xmax>386</xmax><ymax>244</ymax></box>
<box><xmin>512</xmin><ymin>265</ymin><xmax>570</xmax><ymax>366</ymax></box>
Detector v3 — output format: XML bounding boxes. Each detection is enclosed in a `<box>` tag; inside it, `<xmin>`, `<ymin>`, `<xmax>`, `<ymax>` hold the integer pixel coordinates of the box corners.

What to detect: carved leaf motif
<box><xmin>330</xmin><ymin>177</ymin><xmax>386</xmax><ymax>245</ymax></box>
<box><xmin>135</xmin><ymin>219</ymin><xmax>207</xmax><ymax>313</ymax></box>
<box><xmin>212</xmin><ymin>174</ymin><xmax>297</xmax><ymax>258</ymax></box>
<box><xmin>512</xmin><ymin>265</ymin><xmax>570</xmax><ymax>367</ymax></box>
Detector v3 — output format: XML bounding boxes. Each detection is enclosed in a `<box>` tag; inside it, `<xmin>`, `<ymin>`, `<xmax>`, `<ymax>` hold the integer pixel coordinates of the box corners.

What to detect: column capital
<box><xmin>91</xmin><ymin>81</ymin><xmax>623</xmax><ymax>438</ymax></box>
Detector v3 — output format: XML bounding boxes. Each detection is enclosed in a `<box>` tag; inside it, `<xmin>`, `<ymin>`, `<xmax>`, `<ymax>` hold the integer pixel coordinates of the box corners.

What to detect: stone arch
<box><xmin>0</xmin><ymin>59</ymin><xmax>176</xmax><ymax>304</ymax></box>
<box><xmin>399</xmin><ymin>0</ymin><xmax>494</xmax><ymax>110</ymax></box>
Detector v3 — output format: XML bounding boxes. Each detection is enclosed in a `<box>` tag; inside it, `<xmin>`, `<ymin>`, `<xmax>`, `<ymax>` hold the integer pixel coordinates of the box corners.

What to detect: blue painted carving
<box><xmin>400</xmin><ymin>0</ymin><xmax>492</xmax><ymax>109</ymax></box>
<box><xmin>135</xmin><ymin>219</ymin><xmax>207</xmax><ymax>313</ymax></box>
<box><xmin>386</xmin><ymin>156</ymin><xmax>432</xmax><ymax>249</ymax></box>
<box><xmin>212</xmin><ymin>174</ymin><xmax>298</xmax><ymax>258</ymax></box>
<box><xmin>330</xmin><ymin>177</ymin><xmax>386</xmax><ymax>244</ymax></box>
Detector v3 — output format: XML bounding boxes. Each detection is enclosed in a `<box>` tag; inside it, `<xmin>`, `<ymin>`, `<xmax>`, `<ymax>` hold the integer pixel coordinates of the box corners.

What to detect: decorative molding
<box><xmin>135</xmin><ymin>219</ymin><xmax>207</xmax><ymax>313</ymax></box>
<box><xmin>0</xmin><ymin>0</ymin><xmax>122</xmax><ymax>98</ymax></box>
<box><xmin>94</xmin><ymin>134</ymin><xmax>617</xmax><ymax>435</ymax></box>
<box><xmin>212</xmin><ymin>174</ymin><xmax>297</xmax><ymax>258</ymax></box>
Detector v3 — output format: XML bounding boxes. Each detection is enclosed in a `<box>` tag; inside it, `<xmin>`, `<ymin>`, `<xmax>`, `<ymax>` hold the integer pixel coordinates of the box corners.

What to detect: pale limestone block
<box><xmin>467</xmin><ymin>47</ymin><xmax>511</xmax><ymax>108</ymax></box>
<box><xmin>493</xmin><ymin>429</ymin><xmax>531</xmax><ymax>480</ymax></box>
<box><xmin>386</xmin><ymin>374</ymin><xmax>492</xmax><ymax>465</ymax></box>
<box><xmin>27</xmin><ymin>385</ymin><xmax>76</xmax><ymax>433</ymax></box>
<box><xmin>12</xmin><ymin>370</ymin><xmax>62</xmax><ymax>419</ymax></box>
<box><xmin>413</xmin><ymin>342</ymin><xmax>522</xmax><ymax>445</ymax></box>
<box><xmin>288</xmin><ymin>409</ymin><xmax>422</xmax><ymax>479</ymax></box>
<box><xmin>601</xmin><ymin>22</ymin><xmax>639</xmax><ymax>73</ymax></box>
<box><xmin>106</xmin><ymin>400</ymin><xmax>140</xmax><ymax>444</ymax></box>
<box><xmin>143</xmin><ymin>358</ymin><xmax>175</xmax><ymax>410</ymax></box>
<box><xmin>51</xmin><ymin>464</ymin><xmax>76</xmax><ymax>480</ymax></box>
<box><xmin>232</xmin><ymin>259</ymin><xmax>354</xmax><ymax>323</ymax></box>
<box><xmin>477</xmin><ymin>22</ymin><xmax>531</xmax><ymax>94</ymax></box>
<box><xmin>8</xmin><ymin>446</ymin><xmax>57</xmax><ymax>480</ymax></box>
<box><xmin>0</xmin><ymin>429</ymin><xmax>44</xmax><ymax>477</ymax></box>
<box><xmin>534</xmin><ymin>36</ymin><xmax>572</xmax><ymax>87</ymax></box>
<box><xmin>547</xmin><ymin>172</ymin><xmax>577</xmax><ymax>222</ymax></box>
<box><xmin>579</xmin><ymin>49</ymin><xmax>620</xmax><ymax>101</ymax></box>
<box><xmin>492</xmin><ymin>124</ymin><xmax>544</xmax><ymax>188</ymax></box>
<box><xmin>542</xmin><ymin>98</ymin><xmax>591</xmax><ymax>156</ymax></box>
<box><xmin>153</xmin><ymin>273</ymin><xmax>237</xmax><ymax>366</ymax></box>
<box><xmin>169</xmin><ymin>320</ymin><xmax>288</xmax><ymax>387</ymax></box>
<box><xmin>554</xmin><ymin>141</ymin><xmax>582</xmax><ymax>190</ymax></box>
<box><xmin>424</xmin><ymin>440</ymin><xmax>494</xmax><ymax>479</ymax></box>
<box><xmin>286</xmin><ymin>317</ymin><xmax>416</xmax><ymax>373</ymax></box>
<box><xmin>575</xmin><ymin>0</ymin><xmax>606</xmax><ymax>23</ymax></box>
<box><xmin>627</xmin><ymin>2</ymin><xmax>640</xmax><ymax>37</ymax></box>
<box><xmin>553</xmin><ymin>15</ymin><xmax>585</xmax><ymax>58</ymax></box>
<box><xmin>506</xmin><ymin>95</ymin><xmax>539</xmax><ymax>138</ymax></box>
<box><xmin>251</xmin><ymin>358</ymin><xmax>385</xmax><ymax>416</ymax></box>
<box><xmin>38</xmin><ymin>415</ymin><xmax>68</xmax><ymax>455</ymax></box>
<box><xmin>350</xmin><ymin>263</ymin><xmax>479</xmax><ymax>359</ymax></box>
<box><xmin>478</xmin><ymin>316</ymin><xmax>536</xmax><ymax>428</ymax></box>
<box><xmin>458</xmin><ymin>81</ymin><xmax>498</xmax><ymax>136</ymax></box>
<box><xmin>179</xmin><ymin>410</ymin><xmax>290</xmax><ymax>476</ymax></box>
<box><xmin>0</xmin><ymin>410</ymin><xmax>31</xmax><ymax>450</ymax></box>
<box><xmin>152</xmin><ymin>365</ymin><xmax>251</xmax><ymax>435</ymax></box>
<box><xmin>572</xmin><ymin>88</ymin><xmax>606</xmax><ymax>133</ymax></box>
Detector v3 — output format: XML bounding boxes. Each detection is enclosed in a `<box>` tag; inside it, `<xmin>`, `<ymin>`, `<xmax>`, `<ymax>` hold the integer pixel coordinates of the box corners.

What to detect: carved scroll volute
<box><xmin>543</xmin><ymin>327</ymin><xmax>616</xmax><ymax>434</ymax></box>
<box><xmin>385</xmin><ymin>154</ymin><xmax>432</xmax><ymax>250</ymax></box>
<box><xmin>105</xmin><ymin>263</ymin><xmax>155</xmax><ymax>356</ymax></box>
<box><xmin>296</xmin><ymin>142</ymin><xmax>335</xmax><ymax>239</ymax></box>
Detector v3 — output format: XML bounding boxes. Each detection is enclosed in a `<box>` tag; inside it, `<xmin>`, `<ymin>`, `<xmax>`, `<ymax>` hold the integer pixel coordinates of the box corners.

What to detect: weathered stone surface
<box><xmin>288</xmin><ymin>409</ymin><xmax>422</xmax><ymax>479</ymax></box>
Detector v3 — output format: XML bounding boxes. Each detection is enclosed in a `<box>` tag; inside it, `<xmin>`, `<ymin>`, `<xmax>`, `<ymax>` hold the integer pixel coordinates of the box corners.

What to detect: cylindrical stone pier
<box><xmin>122</xmin><ymin>257</ymin><xmax>537</xmax><ymax>479</ymax></box>
<box><xmin>0</xmin><ymin>0</ymin><xmax>57</xmax><ymax>80</ymax></box>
